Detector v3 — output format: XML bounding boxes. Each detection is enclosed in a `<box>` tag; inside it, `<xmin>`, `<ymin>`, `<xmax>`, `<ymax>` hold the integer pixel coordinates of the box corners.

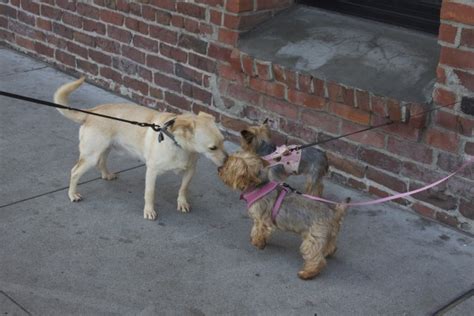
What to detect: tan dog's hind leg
<box><xmin>144</xmin><ymin>166</ymin><xmax>160</xmax><ymax>220</ymax></box>
<box><xmin>97</xmin><ymin>148</ymin><xmax>117</xmax><ymax>181</ymax></box>
<box><xmin>298</xmin><ymin>231</ymin><xmax>328</xmax><ymax>280</ymax></box>
<box><xmin>177</xmin><ymin>157</ymin><xmax>197</xmax><ymax>213</ymax></box>
<box><xmin>69</xmin><ymin>156</ymin><xmax>96</xmax><ymax>202</ymax></box>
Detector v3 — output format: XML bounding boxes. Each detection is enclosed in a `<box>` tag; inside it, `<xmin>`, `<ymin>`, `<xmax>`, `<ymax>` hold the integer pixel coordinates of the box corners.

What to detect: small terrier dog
<box><xmin>218</xmin><ymin>151</ymin><xmax>350</xmax><ymax>280</ymax></box>
<box><xmin>240</xmin><ymin>120</ymin><xmax>328</xmax><ymax>196</ymax></box>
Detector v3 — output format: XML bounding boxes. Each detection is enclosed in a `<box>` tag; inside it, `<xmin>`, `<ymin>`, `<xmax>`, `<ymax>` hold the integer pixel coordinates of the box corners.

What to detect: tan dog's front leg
<box><xmin>250</xmin><ymin>219</ymin><xmax>273</xmax><ymax>250</ymax></box>
<box><xmin>144</xmin><ymin>166</ymin><xmax>159</xmax><ymax>220</ymax></box>
<box><xmin>177</xmin><ymin>158</ymin><xmax>197</xmax><ymax>213</ymax></box>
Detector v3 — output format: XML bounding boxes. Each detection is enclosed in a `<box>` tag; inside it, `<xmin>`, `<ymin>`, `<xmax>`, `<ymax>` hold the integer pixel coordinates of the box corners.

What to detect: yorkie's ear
<box><xmin>260</xmin><ymin>158</ymin><xmax>270</xmax><ymax>168</ymax></box>
<box><xmin>262</xmin><ymin>118</ymin><xmax>269</xmax><ymax>125</ymax></box>
<box><xmin>240</xmin><ymin>129</ymin><xmax>255</xmax><ymax>144</ymax></box>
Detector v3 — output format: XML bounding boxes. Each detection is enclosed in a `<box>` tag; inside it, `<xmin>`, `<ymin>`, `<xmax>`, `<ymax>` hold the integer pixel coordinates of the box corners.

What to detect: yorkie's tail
<box><xmin>334</xmin><ymin>197</ymin><xmax>351</xmax><ymax>222</ymax></box>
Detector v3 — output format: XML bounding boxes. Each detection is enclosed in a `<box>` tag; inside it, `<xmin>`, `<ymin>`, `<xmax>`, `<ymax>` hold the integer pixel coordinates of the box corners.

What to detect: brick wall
<box><xmin>1</xmin><ymin>0</ymin><xmax>473</xmax><ymax>233</ymax></box>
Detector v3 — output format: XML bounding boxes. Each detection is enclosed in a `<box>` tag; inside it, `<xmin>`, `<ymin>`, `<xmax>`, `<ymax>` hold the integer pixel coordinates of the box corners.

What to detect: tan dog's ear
<box><xmin>170</xmin><ymin>118</ymin><xmax>195</xmax><ymax>138</ymax></box>
<box><xmin>198</xmin><ymin>111</ymin><xmax>215</xmax><ymax>121</ymax></box>
<box><xmin>240</xmin><ymin>129</ymin><xmax>254</xmax><ymax>144</ymax></box>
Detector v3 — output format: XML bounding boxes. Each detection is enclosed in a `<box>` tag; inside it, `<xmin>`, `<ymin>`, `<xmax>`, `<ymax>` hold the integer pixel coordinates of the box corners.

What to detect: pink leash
<box><xmin>241</xmin><ymin>156</ymin><xmax>473</xmax><ymax>222</ymax></box>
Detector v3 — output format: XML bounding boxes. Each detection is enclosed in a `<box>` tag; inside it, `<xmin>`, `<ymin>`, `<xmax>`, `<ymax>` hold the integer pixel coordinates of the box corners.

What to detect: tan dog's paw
<box><xmin>69</xmin><ymin>193</ymin><xmax>82</xmax><ymax>202</ymax></box>
<box><xmin>251</xmin><ymin>238</ymin><xmax>266</xmax><ymax>250</ymax></box>
<box><xmin>297</xmin><ymin>269</ymin><xmax>320</xmax><ymax>280</ymax></box>
<box><xmin>144</xmin><ymin>208</ymin><xmax>157</xmax><ymax>220</ymax></box>
<box><xmin>102</xmin><ymin>173</ymin><xmax>118</xmax><ymax>181</ymax></box>
<box><xmin>177</xmin><ymin>197</ymin><xmax>191</xmax><ymax>213</ymax></box>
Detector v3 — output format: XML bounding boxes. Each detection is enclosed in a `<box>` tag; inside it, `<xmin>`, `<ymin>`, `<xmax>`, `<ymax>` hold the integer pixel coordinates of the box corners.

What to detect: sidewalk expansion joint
<box><xmin>0</xmin><ymin>164</ymin><xmax>145</xmax><ymax>209</ymax></box>
<box><xmin>0</xmin><ymin>290</ymin><xmax>32</xmax><ymax>315</ymax></box>
<box><xmin>432</xmin><ymin>288</ymin><xmax>474</xmax><ymax>316</ymax></box>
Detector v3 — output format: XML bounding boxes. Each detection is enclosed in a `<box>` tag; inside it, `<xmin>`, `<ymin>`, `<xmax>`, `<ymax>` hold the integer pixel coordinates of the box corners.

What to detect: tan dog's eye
<box><xmin>209</xmin><ymin>146</ymin><xmax>217</xmax><ymax>151</ymax></box>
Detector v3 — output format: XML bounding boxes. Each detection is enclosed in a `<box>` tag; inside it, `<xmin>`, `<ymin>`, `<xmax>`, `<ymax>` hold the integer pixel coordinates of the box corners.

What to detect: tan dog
<box><xmin>54</xmin><ymin>78</ymin><xmax>227</xmax><ymax>220</ymax></box>
<box><xmin>218</xmin><ymin>151</ymin><xmax>349</xmax><ymax>280</ymax></box>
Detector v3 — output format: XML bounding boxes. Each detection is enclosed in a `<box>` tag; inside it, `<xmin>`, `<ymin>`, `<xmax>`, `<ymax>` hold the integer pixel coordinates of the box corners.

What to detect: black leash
<box><xmin>0</xmin><ymin>90</ymin><xmax>180</xmax><ymax>147</ymax></box>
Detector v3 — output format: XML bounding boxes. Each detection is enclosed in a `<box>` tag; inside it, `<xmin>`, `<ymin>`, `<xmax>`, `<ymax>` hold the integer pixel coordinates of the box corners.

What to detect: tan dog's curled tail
<box><xmin>334</xmin><ymin>197</ymin><xmax>351</xmax><ymax>222</ymax></box>
<box><xmin>54</xmin><ymin>77</ymin><xmax>86</xmax><ymax>123</ymax></box>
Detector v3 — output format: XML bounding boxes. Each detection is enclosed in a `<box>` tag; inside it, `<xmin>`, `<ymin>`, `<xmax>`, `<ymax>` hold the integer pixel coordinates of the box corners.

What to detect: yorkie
<box><xmin>218</xmin><ymin>151</ymin><xmax>350</xmax><ymax>280</ymax></box>
<box><xmin>240</xmin><ymin>120</ymin><xmax>328</xmax><ymax>196</ymax></box>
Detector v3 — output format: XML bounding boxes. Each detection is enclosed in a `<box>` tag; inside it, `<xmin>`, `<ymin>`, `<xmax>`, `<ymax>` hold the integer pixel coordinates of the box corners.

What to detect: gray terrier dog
<box><xmin>240</xmin><ymin>120</ymin><xmax>328</xmax><ymax>196</ymax></box>
<box><xmin>218</xmin><ymin>151</ymin><xmax>350</xmax><ymax>280</ymax></box>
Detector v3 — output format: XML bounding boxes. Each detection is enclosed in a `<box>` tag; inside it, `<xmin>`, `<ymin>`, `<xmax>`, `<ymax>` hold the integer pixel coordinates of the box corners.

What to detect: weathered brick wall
<box><xmin>1</xmin><ymin>0</ymin><xmax>473</xmax><ymax>233</ymax></box>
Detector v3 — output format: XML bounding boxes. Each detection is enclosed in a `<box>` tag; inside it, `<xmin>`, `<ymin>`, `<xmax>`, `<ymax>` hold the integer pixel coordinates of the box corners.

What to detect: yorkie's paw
<box><xmin>297</xmin><ymin>270</ymin><xmax>319</xmax><ymax>280</ymax></box>
<box><xmin>251</xmin><ymin>238</ymin><xmax>266</xmax><ymax>250</ymax></box>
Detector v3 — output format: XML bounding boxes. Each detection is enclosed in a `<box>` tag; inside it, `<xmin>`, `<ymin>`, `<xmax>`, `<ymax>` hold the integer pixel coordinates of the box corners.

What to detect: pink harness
<box><xmin>241</xmin><ymin>156</ymin><xmax>473</xmax><ymax>222</ymax></box>
<box><xmin>262</xmin><ymin>145</ymin><xmax>302</xmax><ymax>174</ymax></box>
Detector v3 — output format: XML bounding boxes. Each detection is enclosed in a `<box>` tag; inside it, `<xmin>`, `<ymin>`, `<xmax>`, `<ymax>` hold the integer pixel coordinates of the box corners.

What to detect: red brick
<box><xmin>100</xmin><ymin>9</ymin><xmax>124</xmax><ymax>25</ymax></box>
<box><xmin>36</xmin><ymin>18</ymin><xmax>52</xmax><ymax>31</ymax></box>
<box><xmin>401</xmin><ymin>162</ymin><xmax>445</xmax><ymax>186</ymax></box>
<box><xmin>440</xmin><ymin>2</ymin><xmax>474</xmax><ymax>26</ymax></box>
<box><xmin>138</xmin><ymin>66</ymin><xmax>152</xmax><ymax>82</ymax></box>
<box><xmin>281</xmin><ymin>120</ymin><xmax>319</xmax><ymax>142</ymax></box>
<box><xmin>454</xmin><ymin>69</ymin><xmax>474</xmax><ymax>92</ymax></box>
<box><xmin>182</xmin><ymin>82</ymin><xmax>212</xmax><ymax>105</ymax></box>
<box><xmin>226</xmin><ymin>0</ymin><xmax>253</xmax><ymax>13</ymax></box>
<box><xmin>41</xmin><ymin>4</ymin><xmax>62</xmax><ymax>19</ymax></box>
<box><xmin>330</xmin><ymin>102</ymin><xmax>371</xmax><ymax>125</ymax></box>
<box><xmin>224</xmin><ymin>11</ymin><xmax>271</xmax><ymax>30</ymax></box>
<box><xmin>177</xmin><ymin>33</ymin><xmax>207</xmax><ymax>54</ymax></box>
<box><xmin>298</xmin><ymin>73</ymin><xmax>312</xmax><ymax>93</ymax></box>
<box><xmin>55</xmin><ymin>50</ymin><xmax>75</xmax><ymax>67</ymax></box>
<box><xmin>165</xmin><ymin>91</ymin><xmax>191</xmax><ymax>110</ymax></box>
<box><xmin>241</xmin><ymin>53</ymin><xmax>256</xmax><ymax>76</ymax></box>
<box><xmin>34</xmin><ymin>42</ymin><xmax>54</xmax><ymax>58</ymax></box>
<box><xmin>227</xmin><ymin>83</ymin><xmax>260</xmax><ymax>105</ymax></box>
<box><xmin>218</xmin><ymin>28</ymin><xmax>239</xmax><ymax>45</ymax></box>
<box><xmin>147</xmin><ymin>55</ymin><xmax>174</xmax><ymax>73</ymax></box>
<box><xmin>381</xmin><ymin>122</ymin><xmax>420</xmax><ymax>141</ymax></box>
<box><xmin>288</xmin><ymin>90</ymin><xmax>326</xmax><ymax>109</ymax></box>
<box><xmin>262</xmin><ymin>96</ymin><xmax>298</xmax><ymax>120</ymax></box>
<box><xmin>53</xmin><ymin>22</ymin><xmax>74</xmax><ymax>39</ymax></box>
<box><xmin>124</xmin><ymin>76</ymin><xmax>148</xmax><ymax>95</ymax></box>
<box><xmin>466</xmin><ymin>142</ymin><xmax>474</xmax><ymax>155</ymax></box>
<box><xmin>21</xmin><ymin>0</ymin><xmax>40</xmax><ymax>14</ymax></box>
<box><xmin>327</xmin><ymin>153</ymin><xmax>365</xmax><ymax>178</ymax></box>
<box><xmin>439</xmin><ymin>46</ymin><xmax>474</xmax><ymax>70</ymax></box>
<box><xmin>407</xmin><ymin>102</ymin><xmax>429</xmax><ymax>129</ymax></box>
<box><xmin>159</xmin><ymin>44</ymin><xmax>186</xmax><ymax>63</ymax></box>
<box><xmin>154</xmin><ymin>72</ymin><xmax>182</xmax><ymax>93</ymax></box>
<box><xmin>96</xmin><ymin>37</ymin><xmax>120</xmax><ymax>54</ymax></box>
<box><xmin>367</xmin><ymin>168</ymin><xmax>407</xmax><ymax>193</ymax></box>
<box><xmin>77</xmin><ymin>3</ymin><xmax>100</xmax><ymax>19</ymax></box>
<box><xmin>210</xmin><ymin>9</ymin><xmax>222</xmax><ymax>25</ymax></box>
<box><xmin>319</xmin><ymin>133</ymin><xmax>359</xmax><ymax>158</ymax></box>
<box><xmin>83</xmin><ymin>18</ymin><xmax>106</xmax><ymax>35</ymax></box>
<box><xmin>121</xmin><ymin>46</ymin><xmax>145</xmax><ymax>64</ymax></box>
<box><xmin>100</xmin><ymin>67</ymin><xmax>122</xmax><ymax>83</ymax></box>
<box><xmin>327</xmin><ymin>82</ymin><xmax>344</xmax><ymax>103</ymax></box>
<box><xmin>150</xmin><ymin>87</ymin><xmax>164</xmax><ymax>100</ymax></box>
<box><xmin>435</xmin><ymin>212</ymin><xmax>459</xmax><ymax>228</ymax></box>
<box><xmin>387</xmin><ymin>136</ymin><xmax>432</xmax><ymax>164</ymax></box>
<box><xmin>74</xmin><ymin>31</ymin><xmax>96</xmax><ymax>47</ymax></box>
<box><xmin>175</xmin><ymin>64</ymin><xmax>202</xmax><ymax>85</ymax></box>
<box><xmin>177</xmin><ymin>2</ymin><xmax>205</xmax><ymax>19</ymax></box>
<box><xmin>189</xmin><ymin>53</ymin><xmax>216</xmax><ymax>73</ymax></box>
<box><xmin>55</xmin><ymin>0</ymin><xmax>75</xmax><ymax>11</ymax></box>
<box><xmin>272</xmin><ymin>64</ymin><xmax>286</xmax><ymax>82</ymax></box>
<box><xmin>150</xmin><ymin>25</ymin><xmax>178</xmax><ymax>45</ymax></box>
<box><xmin>66</xmin><ymin>42</ymin><xmax>87</xmax><ymax>59</ymax></box>
<box><xmin>348</xmin><ymin>178</ymin><xmax>367</xmax><ymax>191</ymax></box>
<box><xmin>112</xmin><ymin>57</ymin><xmax>138</xmax><ymax>75</ymax></box>
<box><xmin>313</xmin><ymin>78</ymin><xmax>326</xmax><ymax>98</ymax></box>
<box><xmin>62</xmin><ymin>12</ymin><xmax>82</xmax><ymax>28</ymax></box>
<box><xmin>386</xmin><ymin>98</ymin><xmax>402</xmax><ymax>122</ymax></box>
<box><xmin>141</xmin><ymin>5</ymin><xmax>157</xmax><ymax>21</ymax></box>
<box><xmin>249</xmin><ymin>78</ymin><xmax>286</xmax><ymax>99</ymax></box>
<box><xmin>435</xmin><ymin>110</ymin><xmax>474</xmax><ymax>136</ymax></box>
<box><xmin>256</xmin><ymin>60</ymin><xmax>273</xmax><ymax>81</ymax></box>
<box><xmin>460</xmin><ymin>28</ymin><xmax>474</xmax><ymax>48</ymax></box>
<box><xmin>436</xmin><ymin>66</ymin><xmax>446</xmax><ymax>84</ymax></box>
<box><xmin>218</xmin><ymin>64</ymin><xmax>245</xmax><ymax>84</ymax></box>
<box><xmin>425</xmin><ymin>128</ymin><xmax>459</xmax><ymax>152</ymax></box>
<box><xmin>459</xmin><ymin>199</ymin><xmax>474</xmax><ymax>220</ymax></box>
<box><xmin>433</xmin><ymin>87</ymin><xmax>457</xmax><ymax>107</ymax></box>
<box><xmin>88</xmin><ymin>49</ymin><xmax>111</xmax><ymax>66</ymax></box>
<box><xmin>341</xmin><ymin>121</ymin><xmax>385</xmax><ymax>148</ymax></box>
<box><xmin>301</xmin><ymin>109</ymin><xmax>340</xmax><ymax>135</ymax></box>
<box><xmin>438</xmin><ymin>23</ymin><xmax>457</xmax><ymax>44</ymax></box>
<box><xmin>437</xmin><ymin>152</ymin><xmax>473</xmax><ymax>178</ymax></box>
<box><xmin>133</xmin><ymin>35</ymin><xmax>158</xmax><ymax>51</ymax></box>
<box><xmin>15</xmin><ymin>35</ymin><xmax>35</xmax><ymax>51</ymax></box>
<box><xmin>355</xmin><ymin>89</ymin><xmax>369</xmax><ymax>110</ymax></box>
<box><xmin>256</xmin><ymin>0</ymin><xmax>291</xmax><ymax>10</ymax></box>
<box><xmin>359</xmin><ymin>148</ymin><xmax>401</xmax><ymax>173</ymax></box>
<box><xmin>284</xmin><ymin>69</ymin><xmax>298</xmax><ymax>90</ymax></box>
<box><xmin>107</xmin><ymin>25</ymin><xmax>131</xmax><ymax>43</ymax></box>
<box><xmin>412</xmin><ymin>203</ymin><xmax>436</xmax><ymax>219</ymax></box>
<box><xmin>18</xmin><ymin>11</ymin><xmax>34</xmax><ymax>26</ymax></box>
<box><xmin>77</xmin><ymin>59</ymin><xmax>99</xmax><ymax>75</ymax></box>
<box><xmin>207</xmin><ymin>43</ymin><xmax>232</xmax><ymax>63</ymax></box>
<box><xmin>371</xmin><ymin>95</ymin><xmax>386</xmax><ymax>117</ymax></box>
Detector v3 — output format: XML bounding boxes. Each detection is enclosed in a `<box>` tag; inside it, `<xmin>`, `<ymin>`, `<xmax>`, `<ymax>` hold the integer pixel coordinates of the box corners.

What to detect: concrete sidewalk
<box><xmin>0</xmin><ymin>47</ymin><xmax>472</xmax><ymax>315</ymax></box>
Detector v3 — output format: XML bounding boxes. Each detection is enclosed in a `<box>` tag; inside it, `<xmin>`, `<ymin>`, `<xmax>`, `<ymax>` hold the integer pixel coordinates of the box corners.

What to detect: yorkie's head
<box><xmin>218</xmin><ymin>151</ymin><xmax>269</xmax><ymax>191</ymax></box>
<box><xmin>240</xmin><ymin>119</ymin><xmax>271</xmax><ymax>153</ymax></box>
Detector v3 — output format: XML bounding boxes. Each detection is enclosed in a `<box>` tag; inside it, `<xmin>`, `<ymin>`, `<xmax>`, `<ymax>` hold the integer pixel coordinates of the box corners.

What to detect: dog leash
<box><xmin>242</xmin><ymin>156</ymin><xmax>473</xmax><ymax>215</ymax></box>
<box><xmin>0</xmin><ymin>90</ymin><xmax>180</xmax><ymax>147</ymax></box>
